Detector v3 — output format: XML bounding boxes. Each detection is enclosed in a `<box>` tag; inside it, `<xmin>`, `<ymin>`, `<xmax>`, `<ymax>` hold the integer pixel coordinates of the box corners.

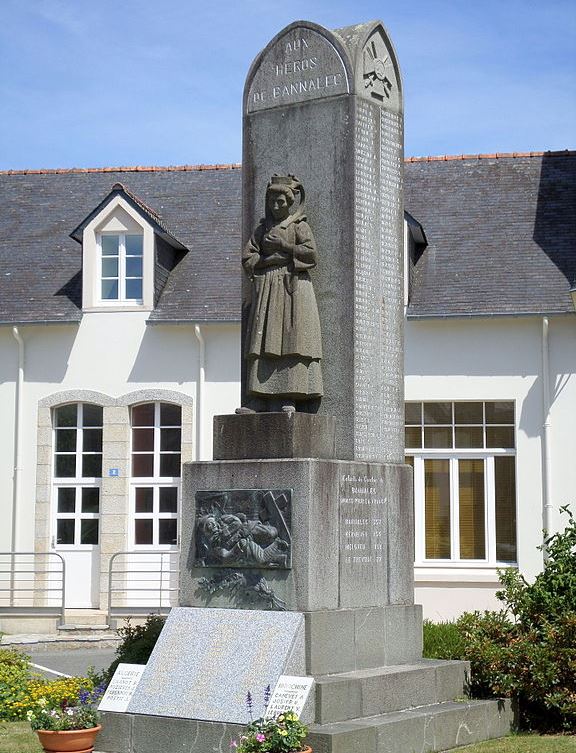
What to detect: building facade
<box><xmin>1</xmin><ymin>152</ymin><xmax>574</xmax><ymax>630</ymax></box>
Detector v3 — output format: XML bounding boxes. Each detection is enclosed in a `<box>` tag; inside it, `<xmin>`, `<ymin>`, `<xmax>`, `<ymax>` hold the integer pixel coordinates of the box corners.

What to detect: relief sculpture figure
<box><xmin>242</xmin><ymin>175</ymin><xmax>322</xmax><ymax>412</ymax></box>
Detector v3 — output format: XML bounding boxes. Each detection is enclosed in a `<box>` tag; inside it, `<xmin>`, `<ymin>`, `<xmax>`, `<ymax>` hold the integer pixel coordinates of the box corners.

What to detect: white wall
<box><xmin>1</xmin><ymin>311</ymin><xmax>574</xmax><ymax>620</ymax></box>
<box><xmin>405</xmin><ymin>314</ymin><xmax>576</xmax><ymax>620</ymax></box>
<box><xmin>0</xmin><ymin>314</ymin><xmax>240</xmax><ymax>554</ymax></box>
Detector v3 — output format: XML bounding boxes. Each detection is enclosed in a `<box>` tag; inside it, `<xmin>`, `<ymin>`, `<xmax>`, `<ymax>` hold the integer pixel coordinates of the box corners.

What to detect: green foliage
<box><xmin>233</xmin><ymin>711</ymin><xmax>308</xmax><ymax>753</ymax></box>
<box><xmin>105</xmin><ymin>614</ymin><xmax>165</xmax><ymax>681</ymax></box>
<box><xmin>0</xmin><ymin>649</ymin><xmax>32</xmax><ymax>721</ymax></box>
<box><xmin>422</xmin><ymin>619</ymin><xmax>466</xmax><ymax>660</ymax></box>
<box><xmin>456</xmin><ymin>507</ymin><xmax>576</xmax><ymax>732</ymax></box>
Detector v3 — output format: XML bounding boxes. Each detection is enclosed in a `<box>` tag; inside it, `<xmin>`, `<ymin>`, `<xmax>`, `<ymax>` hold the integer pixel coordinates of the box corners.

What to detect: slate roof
<box><xmin>404</xmin><ymin>151</ymin><xmax>576</xmax><ymax>317</ymax></box>
<box><xmin>0</xmin><ymin>165</ymin><xmax>242</xmax><ymax>325</ymax></box>
<box><xmin>1</xmin><ymin>152</ymin><xmax>574</xmax><ymax>325</ymax></box>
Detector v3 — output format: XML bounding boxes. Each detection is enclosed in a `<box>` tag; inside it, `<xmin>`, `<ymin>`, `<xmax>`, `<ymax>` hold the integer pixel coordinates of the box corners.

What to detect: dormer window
<box><xmin>71</xmin><ymin>182</ymin><xmax>188</xmax><ymax>313</ymax></box>
<box><xmin>99</xmin><ymin>233</ymin><xmax>144</xmax><ymax>303</ymax></box>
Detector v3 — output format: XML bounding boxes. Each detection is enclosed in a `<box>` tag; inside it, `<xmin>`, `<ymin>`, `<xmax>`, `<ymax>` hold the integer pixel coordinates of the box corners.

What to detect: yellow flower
<box><xmin>279</xmin><ymin>730</ymin><xmax>288</xmax><ymax>736</ymax></box>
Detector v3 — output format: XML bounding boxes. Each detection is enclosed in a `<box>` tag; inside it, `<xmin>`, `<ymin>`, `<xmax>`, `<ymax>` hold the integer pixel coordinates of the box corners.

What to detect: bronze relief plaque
<box><xmin>194</xmin><ymin>489</ymin><xmax>292</xmax><ymax>569</ymax></box>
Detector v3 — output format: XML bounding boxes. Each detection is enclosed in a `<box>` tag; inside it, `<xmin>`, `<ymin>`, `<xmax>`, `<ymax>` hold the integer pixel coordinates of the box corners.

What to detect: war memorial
<box><xmin>96</xmin><ymin>19</ymin><xmax>514</xmax><ymax>753</ymax></box>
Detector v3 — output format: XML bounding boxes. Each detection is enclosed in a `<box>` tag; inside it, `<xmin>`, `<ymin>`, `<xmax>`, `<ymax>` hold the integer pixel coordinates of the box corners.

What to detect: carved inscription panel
<box><xmin>339</xmin><ymin>472</ymin><xmax>388</xmax><ymax>607</ymax></box>
<box><xmin>247</xmin><ymin>27</ymin><xmax>349</xmax><ymax>112</ymax></box>
<box><xmin>194</xmin><ymin>489</ymin><xmax>292</xmax><ymax>569</ymax></box>
<box><xmin>353</xmin><ymin>97</ymin><xmax>403</xmax><ymax>463</ymax></box>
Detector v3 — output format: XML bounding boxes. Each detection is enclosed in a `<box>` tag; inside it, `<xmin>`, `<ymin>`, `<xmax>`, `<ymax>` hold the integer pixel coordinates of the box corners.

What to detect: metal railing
<box><xmin>107</xmin><ymin>551</ymin><xmax>179</xmax><ymax>623</ymax></box>
<box><xmin>0</xmin><ymin>551</ymin><xmax>66</xmax><ymax>626</ymax></box>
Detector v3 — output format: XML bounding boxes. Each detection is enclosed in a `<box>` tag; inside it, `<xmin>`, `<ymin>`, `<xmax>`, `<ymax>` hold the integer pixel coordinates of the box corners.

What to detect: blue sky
<box><xmin>1</xmin><ymin>0</ymin><xmax>574</xmax><ymax>170</ymax></box>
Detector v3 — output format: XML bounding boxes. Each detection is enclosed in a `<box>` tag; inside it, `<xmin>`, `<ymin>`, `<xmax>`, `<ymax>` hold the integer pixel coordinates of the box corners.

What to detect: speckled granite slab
<box><xmin>127</xmin><ymin>607</ymin><xmax>305</xmax><ymax>723</ymax></box>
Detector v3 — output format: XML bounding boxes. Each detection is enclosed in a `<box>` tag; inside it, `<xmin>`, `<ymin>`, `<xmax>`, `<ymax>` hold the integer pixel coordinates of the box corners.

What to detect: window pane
<box><xmin>102</xmin><ymin>279</ymin><xmax>119</xmax><ymax>300</ymax></box>
<box><xmin>485</xmin><ymin>402</ymin><xmax>514</xmax><ymax>424</ymax></box>
<box><xmin>55</xmin><ymin>404</ymin><xmax>77</xmax><ymax>427</ymax></box>
<box><xmin>126</xmin><ymin>235</ymin><xmax>143</xmax><ymax>255</ymax></box>
<box><xmin>159</xmin><ymin>487</ymin><xmax>178</xmax><ymax>513</ymax></box>
<box><xmin>83</xmin><ymin>429</ymin><xmax>102</xmax><ymax>452</ymax></box>
<box><xmin>405</xmin><ymin>402</ymin><xmax>421</xmax><ymax>425</ymax></box>
<box><xmin>160</xmin><ymin>454</ymin><xmax>181</xmax><ymax>477</ymax></box>
<box><xmin>133</xmin><ymin>428</ymin><xmax>155</xmax><ymax>451</ymax></box>
<box><xmin>455</xmin><ymin>426</ymin><xmax>484</xmax><ymax>449</ymax></box>
<box><xmin>82</xmin><ymin>454</ymin><xmax>102</xmax><ymax>478</ymax></box>
<box><xmin>405</xmin><ymin>426</ymin><xmax>422</xmax><ymax>448</ymax></box>
<box><xmin>459</xmin><ymin>459</ymin><xmax>485</xmax><ymax>559</ymax></box>
<box><xmin>135</xmin><ymin>519</ymin><xmax>153</xmax><ymax>545</ymax></box>
<box><xmin>56</xmin><ymin>455</ymin><xmax>76</xmax><ymax>478</ymax></box>
<box><xmin>159</xmin><ymin>519</ymin><xmax>178</xmax><ymax>546</ymax></box>
<box><xmin>126</xmin><ymin>257</ymin><xmax>143</xmax><ymax>277</ymax></box>
<box><xmin>102</xmin><ymin>258</ymin><xmax>118</xmax><ymax>277</ymax></box>
<box><xmin>132</xmin><ymin>403</ymin><xmax>155</xmax><ymax>426</ymax></box>
<box><xmin>160</xmin><ymin>403</ymin><xmax>182</xmax><ymax>426</ymax></box>
<box><xmin>56</xmin><ymin>429</ymin><xmax>76</xmax><ymax>452</ymax></box>
<box><xmin>125</xmin><ymin>279</ymin><xmax>143</xmax><ymax>300</ymax></box>
<box><xmin>135</xmin><ymin>487</ymin><xmax>154</xmax><ymax>513</ymax></box>
<box><xmin>454</xmin><ymin>402</ymin><xmax>483</xmax><ymax>424</ymax></box>
<box><xmin>161</xmin><ymin>428</ymin><xmax>181</xmax><ymax>452</ymax></box>
<box><xmin>81</xmin><ymin>488</ymin><xmax>100</xmax><ymax>513</ymax></box>
<box><xmin>81</xmin><ymin>519</ymin><xmax>99</xmax><ymax>545</ymax></box>
<box><xmin>424</xmin><ymin>459</ymin><xmax>451</xmax><ymax>559</ymax></box>
<box><xmin>495</xmin><ymin>457</ymin><xmax>517</xmax><ymax>562</ymax></box>
<box><xmin>57</xmin><ymin>519</ymin><xmax>75</xmax><ymax>545</ymax></box>
<box><xmin>83</xmin><ymin>404</ymin><xmax>103</xmax><ymax>427</ymax></box>
<box><xmin>423</xmin><ymin>402</ymin><xmax>452</xmax><ymax>425</ymax></box>
<box><xmin>57</xmin><ymin>488</ymin><xmax>76</xmax><ymax>513</ymax></box>
<box><xmin>133</xmin><ymin>454</ymin><xmax>154</xmax><ymax>477</ymax></box>
<box><xmin>486</xmin><ymin>426</ymin><xmax>515</xmax><ymax>449</ymax></box>
<box><xmin>424</xmin><ymin>426</ymin><xmax>453</xmax><ymax>448</ymax></box>
<box><xmin>101</xmin><ymin>235</ymin><xmax>119</xmax><ymax>256</ymax></box>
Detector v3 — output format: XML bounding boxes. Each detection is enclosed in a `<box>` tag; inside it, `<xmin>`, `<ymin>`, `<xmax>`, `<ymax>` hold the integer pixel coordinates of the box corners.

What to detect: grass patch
<box><xmin>0</xmin><ymin>721</ymin><xmax>41</xmax><ymax>753</ymax></box>
<box><xmin>445</xmin><ymin>734</ymin><xmax>575</xmax><ymax>752</ymax></box>
<box><xmin>422</xmin><ymin>619</ymin><xmax>465</xmax><ymax>660</ymax></box>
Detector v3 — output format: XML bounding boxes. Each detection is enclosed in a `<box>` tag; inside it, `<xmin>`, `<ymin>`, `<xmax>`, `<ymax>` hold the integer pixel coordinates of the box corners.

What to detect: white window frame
<box><xmin>129</xmin><ymin>402</ymin><xmax>181</xmax><ymax>550</ymax></box>
<box><xmin>412</xmin><ymin>450</ymin><xmax>516</xmax><ymax>567</ymax></box>
<box><xmin>407</xmin><ymin>400</ymin><xmax>518</xmax><ymax>568</ymax></box>
<box><xmin>51</xmin><ymin>403</ymin><xmax>102</xmax><ymax>550</ymax></box>
<box><xmin>98</xmin><ymin>232</ymin><xmax>143</xmax><ymax>305</ymax></box>
<box><xmin>81</xmin><ymin>195</ymin><xmax>155</xmax><ymax>311</ymax></box>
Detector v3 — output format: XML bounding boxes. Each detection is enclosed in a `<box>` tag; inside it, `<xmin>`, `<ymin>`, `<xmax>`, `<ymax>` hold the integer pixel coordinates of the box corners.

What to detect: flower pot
<box><xmin>36</xmin><ymin>725</ymin><xmax>102</xmax><ymax>753</ymax></box>
<box><xmin>299</xmin><ymin>747</ymin><xmax>313</xmax><ymax>753</ymax></box>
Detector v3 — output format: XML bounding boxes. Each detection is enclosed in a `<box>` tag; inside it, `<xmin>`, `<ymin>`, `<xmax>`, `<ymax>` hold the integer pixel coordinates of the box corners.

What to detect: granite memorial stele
<box><xmin>98</xmin><ymin>19</ymin><xmax>514</xmax><ymax>753</ymax></box>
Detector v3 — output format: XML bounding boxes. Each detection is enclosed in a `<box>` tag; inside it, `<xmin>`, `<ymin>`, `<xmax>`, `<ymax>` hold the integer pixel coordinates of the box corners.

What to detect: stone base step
<box><xmin>315</xmin><ymin>659</ymin><xmax>469</xmax><ymax>723</ymax></box>
<box><xmin>307</xmin><ymin>698</ymin><xmax>514</xmax><ymax>753</ymax></box>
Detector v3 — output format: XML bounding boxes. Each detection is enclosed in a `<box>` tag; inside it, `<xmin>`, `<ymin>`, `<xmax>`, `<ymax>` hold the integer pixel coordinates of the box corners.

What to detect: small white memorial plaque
<box><xmin>265</xmin><ymin>675</ymin><xmax>314</xmax><ymax>719</ymax></box>
<box><xmin>98</xmin><ymin>663</ymin><xmax>146</xmax><ymax>713</ymax></box>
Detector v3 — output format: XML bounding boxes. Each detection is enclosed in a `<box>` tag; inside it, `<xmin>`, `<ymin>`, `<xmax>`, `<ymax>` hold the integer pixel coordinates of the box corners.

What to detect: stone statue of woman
<box><xmin>241</xmin><ymin>175</ymin><xmax>322</xmax><ymax>412</ymax></box>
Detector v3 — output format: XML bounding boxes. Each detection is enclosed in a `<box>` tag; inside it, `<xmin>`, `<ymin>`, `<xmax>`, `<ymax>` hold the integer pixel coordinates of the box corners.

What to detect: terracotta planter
<box><xmin>36</xmin><ymin>725</ymin><xmax>102</xmax><ymax>753</ymax></box>
<box><xmin>299</xmin><ymin>747</ymin><xmax>313</xmax><ymax>753</ymax></box>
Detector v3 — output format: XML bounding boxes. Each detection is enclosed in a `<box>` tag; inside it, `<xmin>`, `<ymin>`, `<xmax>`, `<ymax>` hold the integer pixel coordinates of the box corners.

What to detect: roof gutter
<box><xmin>541</xmin><ymin>317</ymin><xmax>553</xmax><ymax>560</ymax></box>
<box><xmin>11</xmin><ymin>327</ymin><xmax>25</xmax><ymax>558</ymax></box>
<box><xmin>146</xmin><ymin>318</ymin><xmax>241</xmax><ymax>326</ymax></box>
<box><xmin>193</xmin><ymin>325</ymin><xmax>206</xmax><ymax>460</ymax></box>
<box><xmin>407</xmin><ymin>310</ymin><xmax>575</xmax><ymax>320</ymax></box>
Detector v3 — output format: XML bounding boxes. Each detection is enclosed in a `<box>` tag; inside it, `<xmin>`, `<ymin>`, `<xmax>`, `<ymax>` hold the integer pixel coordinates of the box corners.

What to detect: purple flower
<box><xmin>246</xmin><ymin>691</ymin><xmax>253</xmax><ymax>719</ymax></box>
<box><xmin>256</xmin><ymin>732</ymin><xmax>266</xmax><ymax>742</ymax></box>
<box><xmin>230</xmin><ymin>741</ymin><xmax>238</xmax><ymax>749</ymax></box>
<box><xmin>263</xmin><ymin>684</ymin><xmax>271</xmax><ymax>710</ymax></box>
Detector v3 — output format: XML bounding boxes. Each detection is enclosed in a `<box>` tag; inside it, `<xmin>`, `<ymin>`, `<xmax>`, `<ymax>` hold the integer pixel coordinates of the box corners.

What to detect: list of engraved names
<box><xmin>340</xmin><ymin>473</ymin><xmax>386</xmax><ymax>567</ymax></box>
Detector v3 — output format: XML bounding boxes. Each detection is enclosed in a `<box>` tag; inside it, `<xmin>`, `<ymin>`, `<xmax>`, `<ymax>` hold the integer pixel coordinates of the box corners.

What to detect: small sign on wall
<box><xmin>99</xmin><ymin>663</ymin><xmax>145</xmax><ymax>712</ymax></box>
<box><xmin>264</xmin><ymin>675</ymin><xmax>314</xmax><ymax>719</ymax></box>
<box><xmin>108</xmin><ymin>468</ymin><xmax>120</xmax><ymax>477</ymax></box>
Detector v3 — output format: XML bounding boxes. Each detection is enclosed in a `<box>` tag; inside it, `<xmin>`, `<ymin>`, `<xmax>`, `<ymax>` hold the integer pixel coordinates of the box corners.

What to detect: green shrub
<box><xmin>456</xmin><ymin>506</ymin><xmax>576</xmax><ymax>732</ymax></box>
<box><xmin>0</xmin><ymin>649</ymin><xmax>30</xmax><ymax>721</ymax></box>
<box><xmin>105</xmin><ymin>614</ymin><xmax>165</xmax><ymax>681</ymax></box>
<box><xmin>422</xmin><ymin>619</ymin><xmax>466</xmax><ymax>660</ymax></box>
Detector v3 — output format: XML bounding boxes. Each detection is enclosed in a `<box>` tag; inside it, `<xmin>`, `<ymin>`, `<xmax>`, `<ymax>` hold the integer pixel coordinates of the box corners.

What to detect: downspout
<box><xmin>194</xmin><ymin>325</ymin><xmax>205</xmax><ymax>460</ymax></box>
<box><xmin>541</xmin><ymin>317</ymin><xmax>552</xmax><ymax>559</ymax></box>
<box><xmin>11</xmin><ymin>328</ymin><xmax>24</xmax><ymax>605</ymax></box>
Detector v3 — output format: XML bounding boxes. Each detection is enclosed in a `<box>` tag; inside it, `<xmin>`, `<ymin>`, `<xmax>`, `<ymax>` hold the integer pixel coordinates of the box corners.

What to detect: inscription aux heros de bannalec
<box><xmin>250</xmin><ymin>35</ymin><xmax>346</xmax><ymax>107</ymax></box>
